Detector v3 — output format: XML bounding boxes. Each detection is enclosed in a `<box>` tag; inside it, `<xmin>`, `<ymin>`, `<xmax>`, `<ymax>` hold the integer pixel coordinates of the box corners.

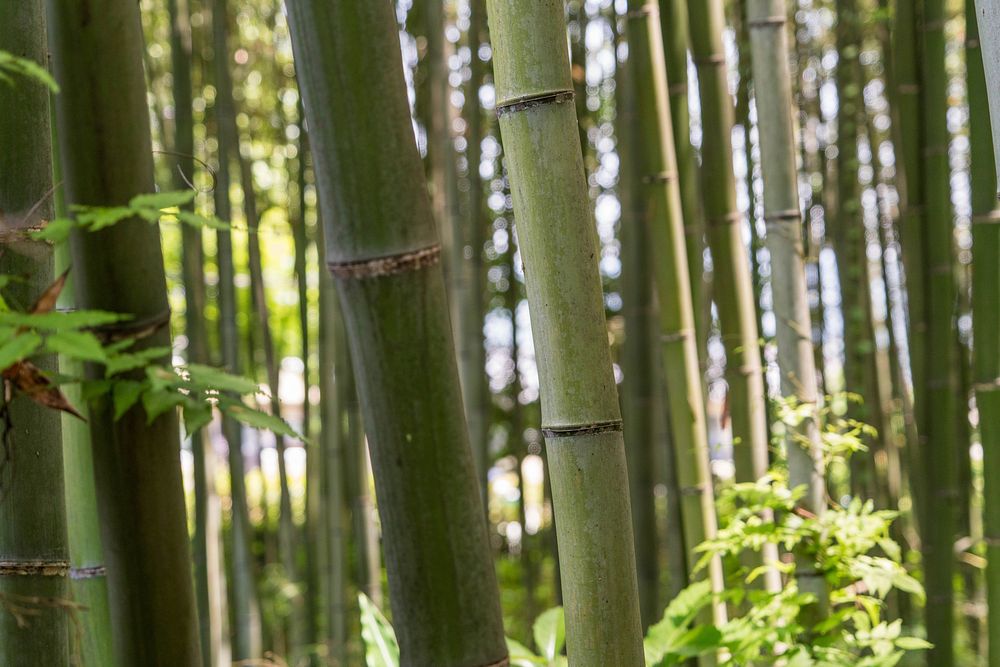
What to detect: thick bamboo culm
<box><xmin>486</xmin><ymin>0</ymin><xmax>644</xmax><ymax>663</ymax></box>
<box><xmin>286</xmin><ymin>3</ymin><xmax>507</xmax><ymax>665</ymax></box>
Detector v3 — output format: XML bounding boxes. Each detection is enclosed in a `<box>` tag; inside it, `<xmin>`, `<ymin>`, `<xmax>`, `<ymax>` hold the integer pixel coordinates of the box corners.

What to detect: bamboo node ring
<box><xmin>668</xmin><ymin>82</ymin><xmax>688</xmax><ymax>95</ymax></box>
<box><xmin>660</xmin><ymin>329</ymin><xmax>692</xmax><ymax>343</ymax></box>
<box><xmin>69</xmin><ymin>565</ymin><xmax>107</xmax><ymax>580</ymax></box>
<box><xmin>541</xmin><ymin>419</ymin><xmax>623</xmax><ymax>438</ymax></box>
<box><xmin>972</xmin><ymin>209</ymin><xmax>1000</xmax><ymax>224</ymax></box>
<box><xmin>763</xmin><ymin>209</ymin><xmax>801</xmax><ymax>224</ymax></box>
<box><xmin>625</xmin><ymin>5</ymin><xmax>654</xmax><ymax>19</ymax></box>
<box><xmin>327</xmin><ymin>244</ymin><xmax>441</xmax><ymax>279</ymax></box>
<box><xmin>708</xmin><ymin>211</ymin><xmax>743</xmax><ymax>227</ymax></box>
<box><xmin>747</xmin><ymin>16</ymin><xmax>786</xmax><ymax>28</ymax></box>
<box><xmin>693</xmin><ymin>54</ymin><xmax>726</xmax><ymax>66</ymax></box>
<box><xmin>680</xmin><ymin>484</ymin><xmax>706</xmax><ymax>496</ymax></box>
<box><xmin>495</xmin><ymin>90</ymin><xmax>575</xmax><ymax>118</ymax></box>
<box><xmin>89</xmin><ymin>309</ymin><xmax>172</xmax><ymax>343</ymax></box>
<box><xmin>0</xmin><ymin>560</ymin><xmax>70</xmax><ymax>577</ymax></box>
<box><xmin>643</xmin><ymin>171</ymin><xmax>678</xmax><ymax>184</ymax></box>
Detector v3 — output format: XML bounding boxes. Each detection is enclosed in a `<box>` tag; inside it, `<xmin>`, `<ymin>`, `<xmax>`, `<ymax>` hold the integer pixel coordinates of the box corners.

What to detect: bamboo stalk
<box><xmin>686</xmin><ymin>0</ymin><xmax>771</xmax><ymax>486</ymax></box>
<box><xmin>209</xmin><ymin>0</ymin><xmax>263</xmax><ymax>658</ymax></box>
<box><xmin>0</xmin><ymin>4</ymin><xmax>70</xmax><ymax>664</ymax></box>
<box><xmin>622</xmin><ymin>0</ymin><xmax>728</xmax><ymax>639</ymax></box>
<box><xmin>46</xmin><ymin>0</ymin><xmax>201</xmax><ymax>662</ymax></box>
<box><xmin>286</xmin><ymin>3</ymin><xmax>507</xmax><ymax>664</ymax></box>
<box><xmin>485</xmin><ymin>1</ymin><xmax>644</xmax><ymax>662</ymax></box>
<box><xmin>967</xmin><ymin>3</ymin><xmax>1000</xmax><ymax>664</ymax></box>
<box><xmin>918</xmin><ymin>0</ymin><xmax>958</xmax><ymax>662</ymax></box>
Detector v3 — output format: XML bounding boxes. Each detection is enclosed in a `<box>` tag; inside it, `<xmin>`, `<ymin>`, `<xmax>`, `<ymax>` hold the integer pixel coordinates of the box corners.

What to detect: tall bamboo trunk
<box><xmin>747</xmin><ymin>0</ymin><xmax>828</xmax><ymax>615</ymax></box>
<box><xmin>168</xmin><ymin>0</ymin><xmax>223</xmax><ymax>663</ymax></box>
<box><xmin>687</xmin><ymin>0</ymin><xmax>771</xmax><ymax>487</ymax></box>
<box><xmin>919</xmin><ymin>1</ymin><xmax>958</xmax><ymax>663</ymax></box>
<box><xmin>287</xmin><ymin>3</ymin><xmax>507</xmax><ymax>664</ymax></box>
<box><xmin>461</xmin><ymin>0</ymin><xmax>491</xmax><ymax>500</ymax></box>
<box><xmin>486</xmin><ymin>1</ymin><xmax>644</xmax><ymax>662</ymax></box>
<box><xmin>46</xmin><ymin>0</ymin><xmax>201</xmax><ymax>663</ymax></box>
<box><xmin>209</xmin><ymin>0</ymin><xmax>263</xmax><ymax>658</ymax></box>
<box><xmin>968</xmin><ymin>3</ymin><xmax>1000</xmax><ymax>664</ymax></box>
<box><xmin>659</xmin><ymin>0</ymin><xmax>710</xmax><ymax>370</ymax></box>
<box><xmin>618</xmin><ymin>46</ymin><xmax>660</xmax><ymax>630</ymax></box>
<box><xmin>0</xmin><ymin>4</ymin><xmax>70</xmax><ymax>664</ymax></box>
<box><xmin>623</xmin><ymin>0</ymin><xmax>728</xmax><ymax>640</ymax></box>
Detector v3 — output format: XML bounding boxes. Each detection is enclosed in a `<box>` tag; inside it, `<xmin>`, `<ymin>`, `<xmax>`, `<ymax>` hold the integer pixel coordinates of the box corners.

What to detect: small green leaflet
<box><xmin>0</xmin><ymin>332</ymin><xmax>43</xmax><ymax>370</ymax></box>
<box><xmin>0</xmin><ymin>309</ymin><xmax>129</xmax><ymax>331</ymax></box>
<box><xmin>112</xmin><ymin>380</ymin><xmax>145</xmax><ymax>420</ymax></box>
<box><xmin>532</xmin><ymin>607</ymin><xmax>566</xmax><ymax>661</ymax></box>
<box><xmin>0</xmin><ymin>50</ymin><xmax>59</xmax><ymax>92</ymax></box>
<box><xmin>358</xmin><ymin>593</ymin><xmax>399</xmax><ymax>667</ymax></box>
<box><xmin>129</xmin><ymin>190</ymin><xmax>196</xmax><ymax>211</ymax></box>
<box><xmin>45</xmin><ymin>330</ymin><xmax>107</xmax><ymax>362</ymax></box>
<box><xmin>185</xmin><ymin>363</ymin><xmax>261</xmax><ymax>395</ymax></box>
<box><xmin>220</xmin><ymin>399</ymin><xmax>302</xmax><ymax>441</ymax></box>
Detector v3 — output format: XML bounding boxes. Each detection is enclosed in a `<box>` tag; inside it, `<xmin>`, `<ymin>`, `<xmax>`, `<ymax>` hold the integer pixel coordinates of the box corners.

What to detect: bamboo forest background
<box><xmin>3</xmin><ymin>0</ymin><xmax>1000</xmax><ymax>665</ymax></box>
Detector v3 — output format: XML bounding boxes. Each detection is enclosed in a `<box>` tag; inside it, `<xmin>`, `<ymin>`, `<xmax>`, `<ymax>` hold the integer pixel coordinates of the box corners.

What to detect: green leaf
<box><xmin>80</xmin><ymin>379</ymin><xmax>113</xmax><ymax>401</ymax></box>
<box><xmin>112</xmin><ymin>380</ymin><xmax>145</xmax><ymax>420</ymax></box>
<box><xmin>506</xmin><ymin>638</ymin><xmax>545</xmax><ymax>666</ymax></box>
<box><xmin>220</xmin><ymin>399</ymin><xmax>302</xmax><ymax>441</ymax></box>
<box><xmin>46</xmin><ymin>330</ymin><xmax>107</xmax><ymax>362</ymax></box>
<box><xmin>532</xmin><ymin>607</ymin><xmax>565</xmax><ymax>661</ymax></box>
<box><xmin>104</xmin><ymin>346</ymin><xmax>171</xmax><ymax>377</ymax></box>
<box><xmin>0</xmin><ymin>332</ymin><xmax>42</xmax><ymax>370</ymax></box>
<box><xmin>358</xmin><ymin>593</ymin><xmax>399</xmax><ymax>667</ymax></box>
<box><xmin>128</xmin><ymin>190</ymin><xmax>196</xmax><ymax>211</ymax></box>
<box><xmin>73</xmin><ymin>205</ymin><xmax>134</xmax><ymax>231</ymax></box>
<box><xmin>0</xmin><ymin>309</ymin><xmax>129</xmax><ymax>331</ymax></box>
<box><xmin>0</xmin><ymin>50</ymin><xmax>59</xmax><ymax>92</ymax></box>
<box><xmin>141</xmin><ymin>389</ymin><xmax>187</xmax><ymax>424</ymax></box>
<box><xmin>184</xmin><ymin>363</ymin><xmax>261</xmax><ymax>395</ymax></box>
<box><xmin>894</xmin><ymin>637</ymin><xmax>932</xmax><ymax>651</ymax></box>
<box><xmin>176</xmin><ymin>210</ymin><xmax>230</xmax><ymax>230</ymax></box>
<box><xmin>183</xmin><ymin>404</ymin><xmax>214</xmax><ymax>438</ymax></box>
<box><xmin>30</xmin><ymin>217</ymin><xmax>76</xmax><ymax>243</ymax></box>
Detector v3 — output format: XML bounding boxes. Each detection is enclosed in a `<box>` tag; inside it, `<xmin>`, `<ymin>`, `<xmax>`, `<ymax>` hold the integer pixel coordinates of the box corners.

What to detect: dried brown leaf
<box><xmin>2</xmin><ymin>360</ymin><xmax>84</xmax><ymax>420</ymax></box>
<box><xmin>30</xmin><ymin>267</ymin><xmax>70</xmax><ymax>314</ymax></box>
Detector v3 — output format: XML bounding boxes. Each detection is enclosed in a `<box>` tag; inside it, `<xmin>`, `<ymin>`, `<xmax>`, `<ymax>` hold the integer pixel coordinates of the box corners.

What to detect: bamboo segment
<box><xmin>286</xmin><ymin>3</ymin><xmax>506</xmax><ymax>665</ymax></box>
<box><xmin>622</xmin><ymin>0</ymin><xmax>728</xmax><ymax>639</ymax></box>
<box><xmin>919</xmin><ymin>1</ymin><xmax>958</xmax><ymax>663</ymax></box>
<box><xmin>46</xmin><ymin>0</ymin><xmax>201</xmax><ymax>663</ymax></box>
<box><xmin>486</xmin><ymin>1</ymin><xmax>644</xmax><ymax>663</ymax></box>
<box><xmin>746</xmin><ymin>0</ymin><xmax>827</xmax><ymax>612</ymax></box>
<box><xmin>0</xmin><ymin>3</ymin><xmax>70</xmax><ymax>665</ymax></box>
<box><xmin>968</xmin><ymin>3</ymin><xmax>1000</xmax><ymax>665</ymax></box>
<box><xmin>687</xmin><ymin>0</ymin><xmax>771</xmax><ymax>485</ymax></box>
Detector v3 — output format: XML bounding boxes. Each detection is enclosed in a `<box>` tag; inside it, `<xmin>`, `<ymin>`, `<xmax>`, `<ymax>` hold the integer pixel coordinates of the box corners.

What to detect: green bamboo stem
<box><xmin>968</xmin><ymin>3</ymin><xmax>1000</xmax><ymax>664</ymax></box>
<box><xmin>209</xmin><ymin>0</ymin><xmax>263</xmax><ymax>657</ymax></box>
<box><xmin>659</xmin><ymin>0</ymin><xmax>710</xmax><ymax>369</ymax></box>
<box><xmin>486</xmin><ymin>1</ymin><xmax>644</xmax><ymax>662</ymax></box>
<box><xmin>623</xmin><ymin>0</ymin><xmax>728</xmax><ymax>638</ymax></box>
<box><xmin>168</xmin><ymin>0</ymin><xmax>223</xmax><ymax>662</ymax></box>
<box><xmin>46</xmin><ymin>0</ymin><xmax>201</xmax><ymax>662</ymax></box>
<box><xmin>687</xmin><ymin>0</ymin><xmax>771</xmax><ymax>487</ymax></box>
<box><xmin>918</xmin><ymin>0</ymin><xmax>958</xmax><ymax>662</ymax></box>
<box><xmin>747</xmin><ymin>0</ymin><xmax>828</xmax><ymax>616</ymax></box>
<box><xmin>317</xmin><ymin>223</ymin><xmax>347</xmax><ymax>666</ymax></box>
<box><xmin>287</xmin><ymin>3</ymin><xmax>506</xmax><ymax>664</ymax></box>
<box><xmin>461</xmin><ymin>0</ymin><xmax>491</xmax><ymax>500</ymax></box>
<box><xmin>0</xmin><ymin>4</ymin><xmax>70</xmax><ymax>664</ymax></box>
<box><xmin>618</xmin><ymin>47</ymin><xmax>660</xmax><ymax>630</ymax></box>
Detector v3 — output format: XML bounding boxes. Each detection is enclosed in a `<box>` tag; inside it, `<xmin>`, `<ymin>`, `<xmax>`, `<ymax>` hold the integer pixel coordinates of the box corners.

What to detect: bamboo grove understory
<box><xmin>3</xmin><ymin>0</ymin><xmax>1000</xmax><ymax>665</ymax></box>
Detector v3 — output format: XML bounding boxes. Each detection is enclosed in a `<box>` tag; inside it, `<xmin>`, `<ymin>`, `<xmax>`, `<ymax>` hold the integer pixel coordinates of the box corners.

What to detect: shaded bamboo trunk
<box><xmin>0</xmin><ymin>4</ymin><xmax>69</xmax><ymax>664</ymax></box>
<box><xmin>968</xmin><ymin>3</ymin><xmax>1000</xmax><ymax>664</ymax></box>
<box><xmin>659</xmin><ymin>0</ymin><xmax>710</xmax><ymax>370</ymax></box>
<box><xmin>287</xmin><ymin>3</ymin><xmax>507</xmax><ymax>664</ymax></box>
<box><xmin>486</xmin><ymin>1</ymin><xmax>644</xmax><ymax>662</ymax></box>
<box><xmin>687</xmin><ymin>0</ymin><xmax>771</xmax><ymax>486</ymax></box>
<box><xmin>168</xmin><ymin>1</ymin><xmax>224</xmax><ymax>663</ymax></box>
<box><xmin>461</xmin><ymin>0</ymin><xmax>491</xmax><ymax>499</ymax></box>
<box><xmin>918</xmin><ymin>1</ymin><xmax>958</xmax><ymax>663</ymax></box>
<box><xmin>623</xmin><ymin>0</ymin><xmax>728</xmax><ymax>641</ymax></box>
<box><xmin>747</xmin><ymin>0</ymin><xmax>828</xmax><ymax>615</ymax></box>
<box><xmin>209</xmin><ymin>0</ymin><xmax>263</xmax><ymax>658</ymax></box>
<box><xmin>46</xmin><ymin>0</ymin><xmax>201</xmax><ymax>662</ymax></box>
<box><xmin>618</xmin><ymin>45</ymin><xmax>660</xmax><ymax>630</ymax></box>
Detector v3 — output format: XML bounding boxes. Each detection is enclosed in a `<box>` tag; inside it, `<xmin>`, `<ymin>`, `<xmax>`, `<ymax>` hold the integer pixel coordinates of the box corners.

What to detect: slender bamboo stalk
<box><xmin>687</xmin><ymin>0</ymin><xmax>770</xmax><ymax>486</ymax></box>
<box><xmin>659</xmin><ymin>0</ymin><xmax>710</xmax><ymax>368</ymax></box>
<box><xmin>168</xmin><ymin>1</ymin><xmax>223</xmax><ymax>662</ymax></box>
<box><xmin>919</xmin><ymin>0</ymin><xmax>958</xmax><ymax>661</ymax></box>
<box><xmin>460</xmin><ymin>0</ymin><xmax>491</xmax><ymax>500</ymax></box>
<box><xmin>623</xmin><ymin>0</ymin><xmax>728</xmax><ymax>638</ymax></box>
<box><xmin>209</xmin><ymin>0</ymin><xmax>263</xmax><ymax>657</ymax></box>
<box><xmin>0</xmin><ymin>4</ymin><xmax>69</xmax><ymax>664</ymax></box>
<box><xmin>46</xmin><ymin>0</ymin><xmax>201</xmax><ymax>662</ymax></box>
<box><xmin>968</xmin><ymin>3</ymin><xmax>1000</xmax><ymax>664</ymax></box>
<box><xmin>486</xmin><ymin>1</ymin><xmax>644</xmax><ymax>662</ymax></box>
<box><xmin>618</xmin><ymin>46</ymin><xmax>660</xmax><ymax>630</ymax></box>
<box><xmin>747</xmin><ymin>0</ymin><xmax>828</xmax><ymax>615</ymax></box>
<box><xmin>287</xmin><ymin>3</ymin><xmax>507</xmax><ymax>664</ymax></box>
